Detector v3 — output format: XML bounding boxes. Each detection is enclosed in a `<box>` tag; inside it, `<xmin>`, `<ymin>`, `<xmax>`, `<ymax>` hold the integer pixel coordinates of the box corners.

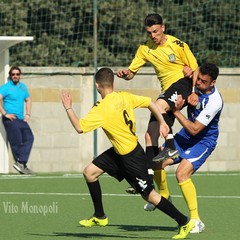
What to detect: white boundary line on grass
<box><xmin>0</xmin><ymin>174</ymin><xmax>84</xmax><ymax>179</ymax></box>
<box><xmin>0</xmin><ymin>173</ymin><xmax>239</xmax><ymax>199</ymax></box>
<box><xmin>0</xmin><ymin>192</ymin><xmax>239</xmax><ymax>199</ymax></box>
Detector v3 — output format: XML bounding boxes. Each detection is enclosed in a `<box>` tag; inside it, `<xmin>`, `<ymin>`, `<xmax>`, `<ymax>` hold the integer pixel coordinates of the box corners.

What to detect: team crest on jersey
<box><xmin>196</xmin><ymin>102</ymin><xmax>201</xmax><ymax>109</ymax></box>
<box><xmin>168</xmin><ymin>54</ymin><xmax>176</xmax><ymax>62</ymax></box>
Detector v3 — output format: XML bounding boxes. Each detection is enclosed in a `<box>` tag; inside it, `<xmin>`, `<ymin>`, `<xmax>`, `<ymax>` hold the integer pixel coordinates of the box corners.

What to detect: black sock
<box><xmin>165</xmin><ymin>138</ymin><xmax>176</xmax><ymax>150</ymax></box>
<box><xmin>155</xmin><ymin>196</ymin><xmax>188</xmax><ymax>226</ymax></box>
<box><xmin>146</xmin><ymin>146</ymin><xmax>159</xmax><ymax>161</ymax></box>
<box><xmin>87</xmin><ymin>180</ymin><xmax>105</xmax><ymax>218</ymax></box>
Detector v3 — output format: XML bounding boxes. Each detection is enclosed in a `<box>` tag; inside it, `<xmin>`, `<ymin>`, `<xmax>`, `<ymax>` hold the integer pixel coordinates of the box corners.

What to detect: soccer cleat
<box><xmin>172</xmin><ymin>219</ymin><xmax>195</xmax><ymax>239</ymax></box>
<box><xmin>144</xmin><ymin>202</ymin><xmax>156</xmax><ymax>211</ymax></box>
<box><xmin>144</xmin><ymin>196</ymin><xmax>172</xmax><ymax>211</ymax></box>
<box><xmin>126</xmin><ymin>186</ymin><xmax>138</xmax><ymax>194</ymax></box>
<box><xmin>190</xmin><ymin>219</ymin><xmax>205</xmax><ymax>233</ymax></box>
<box><xmin>152</xmin><ymin>148</ymin><xmax>179</xmax><ymax>162</ymax></box>
<box><xmin>79</xmin><ymin>216</ymin><xmax>108</xmax><ymax>227</ymax></box>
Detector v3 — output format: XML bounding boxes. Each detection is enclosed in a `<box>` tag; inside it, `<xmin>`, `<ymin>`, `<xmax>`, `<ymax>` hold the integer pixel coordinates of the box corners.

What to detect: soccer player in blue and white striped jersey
<box><xmin>152</xmin><ymin>63</ymin><xmax>223</xmax><ymax>234</ymax></box>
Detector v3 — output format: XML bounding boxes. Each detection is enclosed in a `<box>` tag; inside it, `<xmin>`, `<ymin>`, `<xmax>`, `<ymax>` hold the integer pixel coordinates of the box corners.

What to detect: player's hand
<box><xmin>61</xmin><ymin>91</ymin><xmax>72</xmax><ymax>110</ymax></box>
<box><xmin>117</xmin><ymin>69</ymin><xmax>132</xmax><ymax>80</ymax></box>
<box><xmin>159</xmin><ymin>122</ymin><xmax>169</xmax><ymax>138</ymax></box>
<box><xmin>4</xmin><ymin>113</ymin><xmax>16</xmax><ymax>121</ymax></box>
<box><xmin>183</xmin><ymin>66</ymin><xmax>193</xmax><ymax>78</ymax></box>
<box><xmin>24</xmin><ymin>114</ymin><xmax>31</xmax><ymax>122</ymax></box>
<box><xmin>117</xmin><ymin>69</ymin><xmax>129</xmax><ymax>78</ymax></box>
<box><xmin>174</xmin><ymin>95</ymin><xmax>185</xmax><ymax>111</ymax></box>
<box><xmin>188</xmin><ymin>92</ymin><xmax>199</xmax><ymax>107</ymax></box>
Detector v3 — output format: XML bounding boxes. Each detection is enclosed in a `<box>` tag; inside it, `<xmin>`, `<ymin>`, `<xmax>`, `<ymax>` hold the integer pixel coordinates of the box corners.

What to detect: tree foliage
<box><xmin>0</xmin><ymin>0</ymin><xmax>239</xmax><ymax>67</ymax></box>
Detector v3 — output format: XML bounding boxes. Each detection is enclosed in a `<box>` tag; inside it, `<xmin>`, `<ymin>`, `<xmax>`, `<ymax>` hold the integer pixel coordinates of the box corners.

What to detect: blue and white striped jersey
<box><xmin>176</xmin><ymin>86</ymin><xmax>223</xmax><ymax>146</ymax></box>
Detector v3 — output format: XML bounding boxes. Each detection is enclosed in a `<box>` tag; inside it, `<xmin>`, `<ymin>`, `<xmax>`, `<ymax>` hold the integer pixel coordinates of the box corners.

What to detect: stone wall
<box><xmin>4</xmin><ymin>67</ymin><xmax>240</xmax><ymax>173</ymax></box>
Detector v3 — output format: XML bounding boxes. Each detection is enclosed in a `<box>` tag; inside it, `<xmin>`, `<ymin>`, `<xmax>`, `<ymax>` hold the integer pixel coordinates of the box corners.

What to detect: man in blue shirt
<box><xmin>149</xmin><ymin>63</ymin><xmax>223</xmax><ymax>233</ymax></box>
<box><xmin>0</xmin><ymin>66</ymin><xmax>34</xmax><ymax>174</ymax></box>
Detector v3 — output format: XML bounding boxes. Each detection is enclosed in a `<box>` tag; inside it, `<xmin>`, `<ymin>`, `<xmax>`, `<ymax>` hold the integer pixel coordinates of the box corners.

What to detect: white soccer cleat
<box><xmin>190</xmin><ymin>219</ymin><xmax>205</xmax><ymax>233</ymax></box>
<box><xmin>143</xmin><ymin>202</ymin><xmax>156</xmax><ymax>211</ymax></box>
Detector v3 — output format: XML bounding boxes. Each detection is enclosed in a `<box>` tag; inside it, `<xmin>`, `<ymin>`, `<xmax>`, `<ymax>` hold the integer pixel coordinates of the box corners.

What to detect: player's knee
<box><xmin>156</xmin><ymin>99</ymin><xmax>169</xmax><ymax>111</ymax></box>
<box><xmin>82</xmin><ymin>168</ymin><xmax>88</xmax><ymax>179</ymax></box>
<box><xmin>176</xmin><ymin>170</ymin><xmax>188</xmax><ymax>183</ymax></box>
<box><xmin>143</xmin><ymin>189</ymin><xmax>161</xmax><ymax>205</ymax></box>
<box><xmin>82</xmin><ymin>167</ymin><xmax>94</xmax><ymax>181</ymax></box>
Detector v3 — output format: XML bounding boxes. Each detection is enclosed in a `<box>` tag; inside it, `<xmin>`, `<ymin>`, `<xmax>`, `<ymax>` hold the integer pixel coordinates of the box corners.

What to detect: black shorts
<box><xmin>149</xmin><ymin>77</ymin><xmax>192</xmax><ymax>123</ymax></box>
<box><xmin>93</xmin><ymin>143</ymin><xmax>153</xmax><ymax>197</ymax></box>
<box><xmin>159</xmin><ymin>77</ymin><xmax>192</xmax><ymax>109</ymax></box>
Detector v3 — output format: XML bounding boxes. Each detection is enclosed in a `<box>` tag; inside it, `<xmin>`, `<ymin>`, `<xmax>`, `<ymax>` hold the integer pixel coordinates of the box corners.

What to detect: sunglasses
<box><xmin>11</xmin><ymin>73</ymin><xmax>20</xmax><ymax>76</ymax></box>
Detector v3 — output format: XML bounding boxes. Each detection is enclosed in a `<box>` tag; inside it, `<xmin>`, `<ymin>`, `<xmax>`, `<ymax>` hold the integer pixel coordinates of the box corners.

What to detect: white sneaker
<box><xmin>143</xmin><ymin>196</ymin><xmax>172</xmax><ymax>212</ymax></box>
<box><xmin>190</xmin><ymin>219</ymin><xmax>205</xmax><ymax>233</ymax></box>
<box><xmin>143</xmin><ymin>202</ymin><xmax>156</xmax><ymax>211</ymax></box>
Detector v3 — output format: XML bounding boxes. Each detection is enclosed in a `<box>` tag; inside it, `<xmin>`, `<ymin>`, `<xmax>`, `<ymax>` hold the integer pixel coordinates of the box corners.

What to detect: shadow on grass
<box><xmin>112</xmin><ymin>224</ymin><xmax>177</xmax><ymax>232</ymax></box>
<box><xmin>28</xmin><ymin>224</ymin><xmax>177</xmax><ymax>239</ymax></box>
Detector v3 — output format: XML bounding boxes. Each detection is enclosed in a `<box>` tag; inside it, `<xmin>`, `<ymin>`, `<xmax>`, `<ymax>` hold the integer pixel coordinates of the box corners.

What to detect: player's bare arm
<box><xmin>117</xmin><ymin>69</ymin><xmax>135</xmax><ymax>80</ymax></box>
<box><xmin>173</xmin><ymin>95</ymin><xmax>205</xmax><ymax>136</ymax></box>
<box><xmin>61</xmin><ymin>91</ymin><xmax>83</xmax><ymax>134</ymax></box>
<box><xmin>183</xmin><ymin>66</ymin><xmax>199</xmax><ymax>107</ymax></box>
<box><xmin>24</xmin><ymin>97</ymin><xmax>32</xmax><ymax>122</ymax></box>
<box><xmin>183</xmin><ymin>65</ymin><xmax>194</xmax><ymax>78</ymax></box>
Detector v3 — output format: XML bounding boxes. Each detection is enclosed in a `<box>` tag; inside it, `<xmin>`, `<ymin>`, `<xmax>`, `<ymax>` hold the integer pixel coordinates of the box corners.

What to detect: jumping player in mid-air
<box><xmin>117</xmin><ymin>13</ymin><xmax>199</xmax><ymax>195</ymax></box>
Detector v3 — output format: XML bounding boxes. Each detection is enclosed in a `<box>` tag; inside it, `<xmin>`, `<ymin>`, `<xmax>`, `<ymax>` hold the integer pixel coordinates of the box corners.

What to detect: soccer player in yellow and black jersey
<box><xmin>117</xmin><ymin>13</ymin><xmax>199</xmax><ymax>179</ymax></box>
<box><xmin>61</xmin><ymin>67</ymin><xmax>194</xmax><ymax>239</ymax></box>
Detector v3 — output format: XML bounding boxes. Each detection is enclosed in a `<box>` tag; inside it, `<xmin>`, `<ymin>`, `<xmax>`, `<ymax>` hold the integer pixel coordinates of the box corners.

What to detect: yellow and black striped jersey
<box><xmin>79</xmin><ymin>91</ymin><xmax>151</xmax><ymax>155</ymax></box>
<box><xmin>129</xmin><ymin>35</ymin><xmax>198</xmax><ymax>92</ymax></box>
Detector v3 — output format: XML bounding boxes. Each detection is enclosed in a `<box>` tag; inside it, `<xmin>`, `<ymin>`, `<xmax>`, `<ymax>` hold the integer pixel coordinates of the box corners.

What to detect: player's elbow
<box><xmin>188</xmin><ymin>128</ymin><xmax>201</xmax><ymax>136</ymax></box>
<box><xmin>75</xmin><ymin>128</ymin><xmax>83</xmax><ymax>134</ymax></box>
<box><xmin>190</xmin><ymin>131</ymin><xmax>198</xmax><ymax>136</ymax></box>
<box><xmin>74</xmin><ymin>124</ymin><xmax>83</xmax><ymax>134</ymax></box>
<box><xmin>187</xmin><ymin>122</ymin><xmax>204</xmax><ymax>136</ymax></box>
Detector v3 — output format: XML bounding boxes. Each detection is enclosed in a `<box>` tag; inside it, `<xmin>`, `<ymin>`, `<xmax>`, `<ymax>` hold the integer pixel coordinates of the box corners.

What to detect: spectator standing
<box><xmin>0</xmin><ymin>66</ymin><xmax>34</xmax><ymax>174</ymax></box>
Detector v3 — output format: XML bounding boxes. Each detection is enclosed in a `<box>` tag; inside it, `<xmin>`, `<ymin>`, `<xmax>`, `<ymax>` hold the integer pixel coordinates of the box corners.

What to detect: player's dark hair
<box><xmin>199</xmin><ymin>63</ymin><xmax>219</xmax><ymax>81</ymax></box>
<box><xmin>95</xmin><ymin>67</ymin><xmax>114</xmax><ymax>87</ymax></box>
<box><xmin>8</xmin><ymin>66</ymin><xmax>22</xmax><ymax>79</ymax></box>
<box><xmin>144</xmin><ymin>13</ymin><xmax>163</xmax><ymax>27</ymax></box>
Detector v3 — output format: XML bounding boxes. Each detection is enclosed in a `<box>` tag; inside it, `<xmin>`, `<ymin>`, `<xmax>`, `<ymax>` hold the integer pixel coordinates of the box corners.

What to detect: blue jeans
<box><xmin>2</xmin><ymin>117</ymin><xmax>34</xmax><ymax>163</ymax></box>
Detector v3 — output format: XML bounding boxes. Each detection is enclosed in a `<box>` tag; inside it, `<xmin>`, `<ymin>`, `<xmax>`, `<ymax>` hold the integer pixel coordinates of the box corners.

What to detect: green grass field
<box><xmin>0</xmin><ymin>172</ymin><xmax>239</xmax><ymax>240</ymax></box>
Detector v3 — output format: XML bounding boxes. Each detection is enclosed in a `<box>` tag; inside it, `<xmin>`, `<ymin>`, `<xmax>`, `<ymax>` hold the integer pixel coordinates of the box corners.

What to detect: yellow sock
<box><xmin>154</xmin><ymin>169</ymin><xmax>170</xmax><ymax>199</ymax></box>
<box><xmin>179</xmin><ymin>178</ymin><xmax>200</xmax><ymax>220</ymax></box>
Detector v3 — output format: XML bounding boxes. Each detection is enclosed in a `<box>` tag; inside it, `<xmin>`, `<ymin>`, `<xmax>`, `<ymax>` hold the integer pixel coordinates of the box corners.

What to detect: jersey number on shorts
<box><xmin>123</xmin><ymin>110</ymin><xmax>135</xmax><ymax>135</ymax></box>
